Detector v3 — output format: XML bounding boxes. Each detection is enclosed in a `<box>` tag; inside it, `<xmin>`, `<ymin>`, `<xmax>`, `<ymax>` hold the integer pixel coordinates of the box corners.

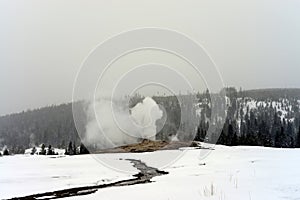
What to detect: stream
<box><xmin>7</xmin><ymin>159</ymin><xmax>169</xmax><ymax>200</ymax></box>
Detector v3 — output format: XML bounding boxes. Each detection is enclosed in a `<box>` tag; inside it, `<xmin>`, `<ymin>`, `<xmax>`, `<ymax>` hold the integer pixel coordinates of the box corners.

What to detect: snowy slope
<box><xmin>1</xmin><ymin>146</ymin><xmax>300</xmax><ymax>200</ymax></box>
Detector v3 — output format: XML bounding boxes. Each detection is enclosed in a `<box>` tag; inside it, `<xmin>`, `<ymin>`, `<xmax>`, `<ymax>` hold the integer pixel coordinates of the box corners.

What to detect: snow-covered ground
<box><xmin>1</xmin><ymin>146</ymin><xmax>300</xmax><ymax>200</ymax></box>
<box><xmin>0</xmin><ymin>154</ymin><xmax>136</xmax><ymax>199</ymax></box>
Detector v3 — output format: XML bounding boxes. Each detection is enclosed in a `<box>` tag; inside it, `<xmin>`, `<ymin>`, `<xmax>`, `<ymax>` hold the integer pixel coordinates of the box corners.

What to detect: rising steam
<box><xmin>83</xmin><ymin>97</ymin><xmax>163</xmax><ymax>149</ymax></box>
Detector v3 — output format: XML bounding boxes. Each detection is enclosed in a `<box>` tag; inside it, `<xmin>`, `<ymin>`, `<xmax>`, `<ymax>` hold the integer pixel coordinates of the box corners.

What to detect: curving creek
<box><xmin>7</xmin><ymin>159</ymin><xmax>169</xmax><ymax>200</ymax></box>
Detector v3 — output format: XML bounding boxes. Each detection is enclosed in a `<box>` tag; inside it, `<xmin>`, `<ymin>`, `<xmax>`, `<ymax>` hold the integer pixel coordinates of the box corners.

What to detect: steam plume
<box><xmin>83</xmin><ymin>97</ymin><xmax>163</xmax><ymax>149</ymax></box>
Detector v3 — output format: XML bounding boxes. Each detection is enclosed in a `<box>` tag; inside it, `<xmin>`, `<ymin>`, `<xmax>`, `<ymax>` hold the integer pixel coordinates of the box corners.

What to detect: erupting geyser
<box><xmin>83</xmin><ymin>96</ymin><xmax>163</xmax><ymax>149</ymax></box>
<box><xmin>130</xmin><ymin>97</ymin><xmax>163</xmax><ymax>140</ymax></box>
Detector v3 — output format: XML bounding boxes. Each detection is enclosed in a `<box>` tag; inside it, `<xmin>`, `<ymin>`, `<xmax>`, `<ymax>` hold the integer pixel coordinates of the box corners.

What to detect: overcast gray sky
<box><xmin>0</xmin><ymin>0</ymin><xmax>300</xmax><ymax>115</ymax></box>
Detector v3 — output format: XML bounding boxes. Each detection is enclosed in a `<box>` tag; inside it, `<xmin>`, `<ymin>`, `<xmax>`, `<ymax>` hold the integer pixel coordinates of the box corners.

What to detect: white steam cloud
<box><xmin>84</xmin><ymin>97</ymin><xmax>163</xmax><ymax>149</ymax></box>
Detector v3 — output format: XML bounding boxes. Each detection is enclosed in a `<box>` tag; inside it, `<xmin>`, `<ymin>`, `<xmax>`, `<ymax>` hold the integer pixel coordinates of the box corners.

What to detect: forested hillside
<box><xmin>196</xmin><ymin>88</ymin><xmax>300</xmax><ymax>148</ymax></box>
<box><xmin>1</xmin><ymin>88</ymin><xmax>300</xmax><ymax>154</ymax></box>
<box><xmin>0</xmin><ymin>102</ymin><xmax>85</xmax><ymax>153</ymax></box>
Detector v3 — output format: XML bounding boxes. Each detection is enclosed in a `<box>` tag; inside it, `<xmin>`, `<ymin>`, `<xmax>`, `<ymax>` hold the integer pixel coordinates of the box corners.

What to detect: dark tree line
<box><xmin>195</xmin><ymin>88</ymin><xmax>300</xmax><ymax>148</ymax></box>
<box><xmin>64</xmin><ymin>141</ymin><xmax>89</xmax><ymax>155</ymax></box>
<box><xmin>1</xmin><ymin>88</ymin><xmax>300</xmax><ymax>154</ymax></box>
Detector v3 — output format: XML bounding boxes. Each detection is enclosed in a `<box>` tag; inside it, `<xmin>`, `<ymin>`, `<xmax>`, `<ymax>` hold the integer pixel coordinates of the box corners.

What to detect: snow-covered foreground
<box><xmin>0</xmin><ymin>154</ymin><xmax>137</xmax><ymax>199</ymax></box>
<box><xmin>1</xmin><ymin>146</ymin><xmax>300</xmax><ymax>200</ymax></box>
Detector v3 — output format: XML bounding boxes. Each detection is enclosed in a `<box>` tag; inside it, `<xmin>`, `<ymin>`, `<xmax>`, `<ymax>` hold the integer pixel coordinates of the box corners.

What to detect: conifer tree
<box><xmin>296</xmin><ymin>126</ymin><xmax>300</xmax><ymax>148</ymax></box>
<box><xmin>47</xmin><ymin>145</ymin><xmax>53</xmax><ymax>155</ymax></box>
<box><xmin>73</xmin><ymin>143</ymin><xmax>77</xmax><ymax>155</ymax></box>
<box><xmin>40</xmin><ymin>144</ymin><xmax>46</xmax><ymax>155</ymax></box>
<box><xmin>3</xmin><ymin>148</ymin><xmax>9</xmax><ymax>156</ymax></box>
<box><xmin>66</xmin><ymin>141</ymin><xmax>73</xmax><ymax>155</ymax></box>
<box><xmin>31</xmin><ymin>147</ymin><xmax>37</xmax><ymax>155</ymax></box>
<box><xmin>79</xmin><ymin>143</ymin><xmax>90</xmax><ymax>154</ymax></box>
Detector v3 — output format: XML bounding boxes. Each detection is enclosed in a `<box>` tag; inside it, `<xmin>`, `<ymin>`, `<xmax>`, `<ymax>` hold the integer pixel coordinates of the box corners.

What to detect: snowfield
<box><xmin>1</xmin><ymin>146</ymin><xmax>300</xmax><ymax>200</ymax></box>
<box><xmin>0</xmin><ymin>154</ymin><xmax>136</xmax><ymax>199</ymax></box>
